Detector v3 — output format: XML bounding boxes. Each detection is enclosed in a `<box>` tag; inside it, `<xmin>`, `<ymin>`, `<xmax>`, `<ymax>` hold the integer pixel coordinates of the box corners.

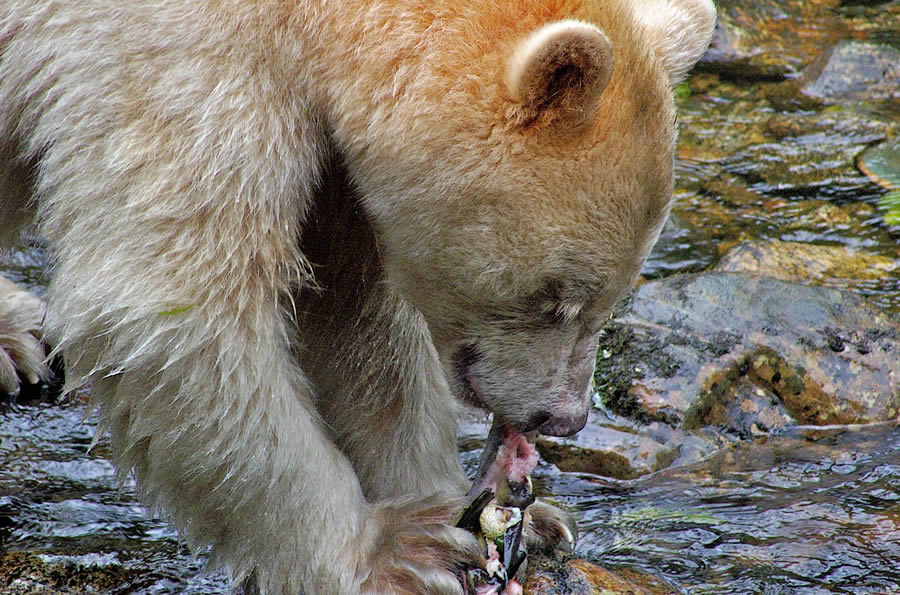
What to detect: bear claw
<box><xmin>0</xmin><ymin>277</ymin><xmax>48</xmax><ymax>396</ymax></box>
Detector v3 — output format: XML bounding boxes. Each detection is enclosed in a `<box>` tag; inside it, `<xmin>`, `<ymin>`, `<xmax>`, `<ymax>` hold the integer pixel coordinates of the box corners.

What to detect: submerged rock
<box><xmin>523</xmin><ymin>555</ymin><xmax>675</xmax><ymax>595</ymax></box>
<box><xmin>721</xmin><ymin>108</ymin><xmax>889</xmax><ymax>201</ymax></box>
<box><xmin>798</xmin><ymin>41</ymin><xmax>900</xmax><ymax>105</ymax></box>
<box><xmin>536</xmin><ymin>424</ymin><xmax>679</xmax><ymax>480</ymax></box>
<box><xmin>697</xmin><ymin>0</ymin><xmax>899</xmax><ymax>82</ymax></box>
<box><xmin>536</xmin><ymin>408</ymin><xmax>727</xmax><ymax>480</ymax></box>
<box><xmin>716</xmin><ymin>240</ymin><xmax>898</xmax><ymax>287</ymax></box>
<box><xmin>698</xmin><ymin>0</ymin><xmax>848</xmax><ymax>79</ymax></box>
<box><xmin>595</xmin><ymin>273</ymin><xmax>900</xmax><ymax>438</ymax></box>
<box><xmin>0</xmin><ymin>551</ymin><xmax>136</xmax><ymax>594</ymax></box>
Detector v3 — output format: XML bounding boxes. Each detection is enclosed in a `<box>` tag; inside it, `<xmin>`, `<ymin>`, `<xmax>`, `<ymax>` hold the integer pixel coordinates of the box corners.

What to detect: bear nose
<box><xmin>538</xmin><ymin>409</ymin><xmax>589</xmax><ymax>437</ymax></box>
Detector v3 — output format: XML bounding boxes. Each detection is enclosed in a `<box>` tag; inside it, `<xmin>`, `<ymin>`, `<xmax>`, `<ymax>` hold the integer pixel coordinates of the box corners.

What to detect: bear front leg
<box><xmin>292</xmin><ymin>154</ymin><xmax>471</xmax><ymax>505</ymax></box>
<box><xmin>302</xmin><ymin>292</ymin><xmax>469</xmax><ymax>502</ymax></box>
<box><xmin>0</xmin><ymin>276</ymin><xmax>48</xmax><ymax>395</ymax></box>
<box><xmin>32</xmin><ymin>108</ymin><xmax>481</xmax><ymax>595</ymax></box>
<box><xmin>293</xmin><ymin>241</ymin><xmax>468</xmax><ymax>502</ymax></box>
<box><xmin>47</xmin><ymin>233</ymin><xmax>483</xmax><ymax>593</ymax></box>
<box><xmin>290</xmin><ymin>233</ymin><xmax>489</xmax><ymax>591</ymax></box>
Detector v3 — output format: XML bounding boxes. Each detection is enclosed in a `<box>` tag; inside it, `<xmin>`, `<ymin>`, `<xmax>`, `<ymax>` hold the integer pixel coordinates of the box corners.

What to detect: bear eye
<box><xmin>528</xmin><ymin>276</ymin><xmax>601</xmax><ymax>326</ymax></box>
<box><xmin>536</xmin><ymin>300</ymin><xmax>573</xmax><ymax>325</ymax></box>
<box><xmin>528</xmin><ymin>279</ymin><xmax>565</xmax><ymax>321</ymax></box>
<box><xmin>554</xmin><ymin>300</ymin><xmax>584</xmax><ymax>322</ymax></box>
<box><xmin>530</xmin><ymin>279</ymin><xmax>586</xmax><ymax>325</ymax></box>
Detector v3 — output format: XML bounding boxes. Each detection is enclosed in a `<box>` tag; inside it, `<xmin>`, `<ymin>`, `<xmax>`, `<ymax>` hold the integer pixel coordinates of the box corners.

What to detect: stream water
<box><xmin>551</xmin><ymin>423</ymin><xmax>900</xmax><ymax>593</ymax></box>
<box><xmin>0</xmin><ymin>401</ymin><xmax>229</xmax><ymax>593</ymax></box>
<box><xmin>4</xmin><ymin>401</ymin><xmax>898</xmax><ymax>593</ymax></box>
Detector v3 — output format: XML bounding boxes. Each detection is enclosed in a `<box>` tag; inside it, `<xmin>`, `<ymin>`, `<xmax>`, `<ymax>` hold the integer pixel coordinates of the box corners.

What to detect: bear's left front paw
<box><xmin>523</xmin><ymin>498</ymin><xmax>577</xmax><ymax>554</ymax></box>
<box><xmin>362</xmin><ymin>495</ymin><xmax>485</xmax><ymax>594</ymax></box>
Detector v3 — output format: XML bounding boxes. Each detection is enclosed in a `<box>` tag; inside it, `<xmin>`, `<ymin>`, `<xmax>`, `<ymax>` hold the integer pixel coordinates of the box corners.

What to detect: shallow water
<box><xmin>668</xmin><ymin>73</ymin><xmax>900</xmax><ymax>314</ymax></box>
<box><xmin>5</xmin><ymin>403</ymin><xmax>898</xmax><ymax>592</ymax></box>
<box><xmin>0</xmin><ymin>400</ymin><xmax>230</xmax><ymax>593</ymax></box>
<box><xmin>546</xmin><ymin>422</ymin><xmax>900</xmax><ymax>593</ymax></box>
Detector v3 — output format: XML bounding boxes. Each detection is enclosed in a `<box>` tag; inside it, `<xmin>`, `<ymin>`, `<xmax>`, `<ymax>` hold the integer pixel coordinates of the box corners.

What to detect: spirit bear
<box><xmin>0</xmin><ymin>0</ymin><xmax>714</xmax><ymax>592</ymax></box>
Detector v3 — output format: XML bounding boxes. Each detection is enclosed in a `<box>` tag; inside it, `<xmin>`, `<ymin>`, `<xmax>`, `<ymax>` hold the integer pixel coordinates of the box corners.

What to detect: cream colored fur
<box><xmin>0</xmin><ymin>276</ymin><xmax>47</xmax><ymax>394</ymax></box>
<box><xmin>636</xmin><ymin>0</ymin><xmax>717</xmax><ymax>81</ymax></box>
<box><xmin>0</xmin><ymin>1</ymin><xmax>714</xmax><ymax>592</ymax></box>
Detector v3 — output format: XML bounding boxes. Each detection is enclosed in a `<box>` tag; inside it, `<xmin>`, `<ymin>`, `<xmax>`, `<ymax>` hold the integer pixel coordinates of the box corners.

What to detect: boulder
<box><xmin>596</xmin><ymin>273</ymin><xmax>900</xmax><ymax>437</ymax></box>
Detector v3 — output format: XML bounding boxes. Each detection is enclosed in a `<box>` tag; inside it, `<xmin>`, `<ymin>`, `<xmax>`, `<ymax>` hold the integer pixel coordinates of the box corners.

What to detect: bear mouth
<box><xmin>452</xmin><ymin>344</ymin><xmax>552</xmax><ymax>434</ymax></box>
<box><xmin>453</xmin><ymin>343</ymin><xmax>487</xmax><ymax>410</ymax></box>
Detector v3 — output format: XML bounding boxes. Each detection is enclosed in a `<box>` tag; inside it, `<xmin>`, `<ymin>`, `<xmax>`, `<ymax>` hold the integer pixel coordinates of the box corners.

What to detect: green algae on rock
<box><xmin>858</xmin><ymin>138</ymin><xmax>900</xmax><ymax>226</ymax></box>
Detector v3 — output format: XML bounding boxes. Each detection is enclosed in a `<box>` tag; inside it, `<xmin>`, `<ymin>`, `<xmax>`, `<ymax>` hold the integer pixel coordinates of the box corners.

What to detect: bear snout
<box><xmin>538</xmin><ymin>407</ymin><xmax>590</xmax><ymax>437</ymax></box>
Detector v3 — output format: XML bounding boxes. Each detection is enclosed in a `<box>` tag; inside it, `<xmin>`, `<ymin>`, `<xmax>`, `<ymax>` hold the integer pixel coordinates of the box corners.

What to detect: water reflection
<box><xmin>2</xmin><ymin>351</ymin><xmax>899</xmax><ymax>591</ymax></box>
<box><xmin>564</xmin><ymin>423</ymin><xmax>900</xmax><ymax>592</ymax></box>
<box><xmin>0</xmin><ymin>401</ymin><xmax>230</xmax><ymax>593</ymax></box>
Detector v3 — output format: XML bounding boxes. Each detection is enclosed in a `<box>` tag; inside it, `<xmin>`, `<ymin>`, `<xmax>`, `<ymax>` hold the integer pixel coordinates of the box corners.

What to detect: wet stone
<box><xmin>697</xmin><ymin>0</ymin><xmax>848</xmax><ymax>80</ymax></box>
<box><xmin>716</xmin><ymin>240</ymin><xmax>898</xmax><ymax>287</ymax></box>
<box><xmin>536</xmin><ymin>424</ymin><xmax>679</xmax><ymax>480</ymax></box>
<box><xmin>537</xmin><ymin>410</ymin><xmax>726</xmax><ymax>479</ymax></box>
<box><xmin>676</xmin><ymin>74</ymin><xmax>895</xmax><ymax>206</ymax></box>
<box><xmin>595</xmin><ymin>273</ymin><xmax>900</xmax><ymax>437</ymax></box>
<box><xmin>523</xmin><ymin>555</ymin><xmax>675</xmax><ymax>595</ymax></box>
<box><xmin>797</xmin><ymin>41</ymin><xmax>900</xmax><ymax>105</ymax></box>
<box><xmin>782</xmin><ymin>201</ymin><xmax>859</xmax><ymax>229</ymax></box>
<box><xmin>675</xmin><ymin>76</ymin><xmax>779</xmax><ymax>174</ymax></box>
<box><xmin>714</xmin><ymin>379</ymin><xmax>796</xmax><ymax>436</ymax></box>
<box><xmin>761</xmin><ymin>110</ymin><xmax>891</xmax><ymax>146</ymax></box>
<box><xmin>696</xmin><ymin>0</ymin><xmax>899</xmax><ymax>81</ymax></box>
<box><xmin>720</xmin><ymin>109</ymin><xmax>889</xmax><ymax>201</ymax></box>
<box><xmin>741</xmin><ymin>201</ymin><xmax>900</xmax><ymax>313</ymax></box>
<box><xmin>0</xmin><ymin>551</ymin><xmax>136</xmax><ymax>594</ymax></box>
<box><xmin>837</xmin><ymin>1</ymin><xmax>900</xmax><ymax>48</ymax></box>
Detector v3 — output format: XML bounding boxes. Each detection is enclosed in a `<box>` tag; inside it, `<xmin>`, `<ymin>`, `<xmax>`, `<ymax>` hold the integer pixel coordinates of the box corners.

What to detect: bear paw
<box><xmin>523</xmin><ymin>499</ymin><xmax>578</xmax><ymax>554</ymax></box>
<box><xmin>0</xmin><ymin>277</ymin><xmax>48</xmax><ymax>396</ymax></box>
<box><xmin>363</xmin><ymin>495</ymin><xmax>485</xmax><ymax>594</ymax></box>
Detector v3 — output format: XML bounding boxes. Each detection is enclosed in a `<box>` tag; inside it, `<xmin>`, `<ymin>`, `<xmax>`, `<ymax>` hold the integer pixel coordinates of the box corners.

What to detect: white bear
<box><xmin>0</xmin><ymin>0</ymin><xmax>715</xmax><ymax>591</ymax></box>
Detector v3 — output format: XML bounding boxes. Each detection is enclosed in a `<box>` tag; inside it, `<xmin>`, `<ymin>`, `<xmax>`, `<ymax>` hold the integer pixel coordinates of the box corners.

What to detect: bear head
<box><xmin>336</xmin><ymin>0</ymin><xmax>716</xmax><ymax>436</ymax></box>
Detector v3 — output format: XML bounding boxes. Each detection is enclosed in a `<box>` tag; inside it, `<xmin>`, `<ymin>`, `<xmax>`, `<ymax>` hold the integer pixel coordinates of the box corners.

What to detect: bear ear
<box><xmin>636</xmin><ymin>0</ymin><xmax>716</xmax><ymax>83</ymax></box>
<box><xmin>505</xmin><ymin>20</ymin><xmax>614</xmax><ymax>128</ymax></box>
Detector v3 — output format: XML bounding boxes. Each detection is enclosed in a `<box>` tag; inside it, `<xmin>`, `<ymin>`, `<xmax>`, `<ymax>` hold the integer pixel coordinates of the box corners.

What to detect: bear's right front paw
<box><xmin>362</xmin><ymin>496</ymin><xmax>485</xmax><ymax>594</ymax></box>
<box><xmin>0</xmin><ymin>277</ymin><xmax>48</xmax><ymax>396</ymax></box>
